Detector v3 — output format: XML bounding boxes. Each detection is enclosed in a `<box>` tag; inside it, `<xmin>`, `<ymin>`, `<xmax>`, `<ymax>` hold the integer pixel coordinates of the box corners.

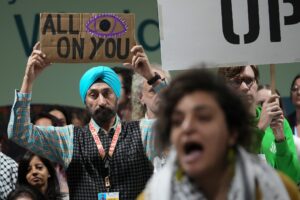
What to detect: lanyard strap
<box><xmin>89</xmin><ymin>121</ymin><xmax>122</xmax><ymax>159</ymax></box>
<box><xmin>89</xmin><ymin>121</ymin><xmax>121</xmax><ymax>192</ymax></box>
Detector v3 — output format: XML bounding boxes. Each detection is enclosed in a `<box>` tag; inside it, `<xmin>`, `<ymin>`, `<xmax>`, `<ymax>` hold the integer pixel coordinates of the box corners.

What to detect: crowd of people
<box><xmin>0</xmin><ymin>40</ymin><xmax>300</xmax><ymax>200</ymax></box>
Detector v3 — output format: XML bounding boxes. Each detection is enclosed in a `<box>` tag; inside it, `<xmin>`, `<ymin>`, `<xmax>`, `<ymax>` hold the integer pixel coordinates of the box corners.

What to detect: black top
<box><xmin>67</xmin><ymin>121</ymin><xmax>153</xmax><ymax>200</ymax></box>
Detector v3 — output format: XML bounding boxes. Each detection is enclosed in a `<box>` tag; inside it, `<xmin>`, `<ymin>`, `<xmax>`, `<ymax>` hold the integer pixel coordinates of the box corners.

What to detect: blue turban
<box><xmin>79</xmin><ymin>66</ymin><xmax>121</xmax><ymax>104</ymax></box>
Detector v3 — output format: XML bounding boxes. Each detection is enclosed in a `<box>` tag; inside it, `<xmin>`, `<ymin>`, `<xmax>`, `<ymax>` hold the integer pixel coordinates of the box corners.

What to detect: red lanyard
<box><xmin>89</xmin><ymin>121</ymin><xmax>122</xmax><ymax>160</ymax></box>
<box><xmin>89</xmin><ymin>121</ymin><xmax>121</xmax><ymax>192</ymax></box>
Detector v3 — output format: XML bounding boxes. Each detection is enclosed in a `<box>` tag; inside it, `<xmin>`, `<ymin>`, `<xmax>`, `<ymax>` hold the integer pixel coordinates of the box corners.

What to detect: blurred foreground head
<box><xmin>156</xmin><ymin>68</ymin><xmax>252</xmax><ymax>178</ymax></box>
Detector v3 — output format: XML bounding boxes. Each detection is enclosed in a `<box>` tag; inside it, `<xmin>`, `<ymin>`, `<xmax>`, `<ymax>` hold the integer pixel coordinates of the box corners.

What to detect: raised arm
<box><xmin>257</xmin><ymin>95</ymin><xmax>282</xmax><ymax>133</ymax></box>
<box><xmin>124</xmin><ymin>45</ymin><xmax>163</xmax><ymax>87</ymax></box>
<box><xmin>124</xmin><ymin>45</ymin><xmax>168</xmax><ymax>161</ymax></box>
<box><xmin>21</xmin><ymin>42</ymin><xmax>51</xmax><ymax>93</ymax></box>
<box><xmin>259</xmin><ymin>95</ymin><xmax>300</xmax><ymax>183</ymax></box>
<box><xmin>7</xmin><ymin>42</ymin><xmax>74</xmax><ymax>169</ymax></box>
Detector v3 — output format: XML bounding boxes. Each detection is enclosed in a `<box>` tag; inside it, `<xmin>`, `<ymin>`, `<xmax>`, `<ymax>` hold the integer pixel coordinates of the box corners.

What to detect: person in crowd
<box><xmin>218</xmin><ymin>65</ymin><xmax>300</xmax><ymax>184</ymax></box>
<box><xmin>112</xmin><ymin>66</ymin><xmax>134</xmax><ymax>121</ymax></box>
<box><xmin>32</xmin><ymin>112</ymin><xmax>69</xmax><ymax>200</ymax></box>
<box><xmin>256</xmin><ymin>84</ymin><xmax>284</xmax><ymax>111</ymax></box>
<box><xmin>287</xmin><ymin>74</ymin><xmax>300</xmax><ymax>136</ymax></box>
<box><xmin>257</xmin><ymin>84</ymin><xmax>300</xmax><ymax>163</ymax></box>
<box><xmin>1</xmin><ymin>122</ymin><xmax>27</xmax><ymax>162</ymax></box>
<box><xmin>0</xmin><ymin>151</ymin><xmax>18</xmax><ymax>199</ymax></box>
<box><xmin>7</xmin><ymin>185</ymin><xmax>45</xmax><ymax>200</ymax></box>
<box><xmin>45</xmin><ymin>105</ymin><xmax>71</xmax><ymax>126</ymax></box>
<box><xmin>32</xmin><ymin>112</ymin><xmax>63</xmax><ymax>126</ymax></box>
<box><xmin>131</xmin><ymin>64</ymin><xmax>171</xmax><ymax>172</ymax></box>
<box><xmin>70</xmin><ymin>108</ymin><xmax>90</xmax><ymax>127</ymax></box>
<box><xmin>17</xmin><ymin>151</ymin><xmax>61</xmax><ymax>199</ymax></box>
<box><xmin>139</xmin><ymin>69</ymin><xmax>299</xmax><ymax>200</ymax></box>
<box><xmin>131</xmin><ymin>64</ymin><xmax>171</xmax><ymax>121</ymax></box>
<box><xmin>8</xmin><ymin>42</ymin><xmax>167</xmax><ymax>199</ymax></box>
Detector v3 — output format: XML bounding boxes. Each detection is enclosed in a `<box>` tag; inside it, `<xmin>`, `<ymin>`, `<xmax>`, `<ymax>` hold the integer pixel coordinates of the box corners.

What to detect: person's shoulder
<box><xmin>122</xmin><ymin>120</ymin><xmax>141</xmax><ymax>131</ymax></box>
<box><xmin>277</xmin><ymin>171</ymin><xmax>300</xmax><ymax>199</ymax></box>
<box><xmin>0</xmin><ymin>152</ymin><xmax>18</xmax><ymax>168</ymax></box>
<box><xmin>0</xmin><ymin>152</ymin><xmax>16</xmax><ymax>163</ymax></box>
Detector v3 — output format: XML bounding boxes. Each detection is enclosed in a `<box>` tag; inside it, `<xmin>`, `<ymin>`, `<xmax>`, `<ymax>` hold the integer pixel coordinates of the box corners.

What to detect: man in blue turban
<box><xmin>8</xmin><ymin>43</ymin><xmax>167</xmax><ymax>200</ymax></box>
<box><xmin>79</xmin><ymin>66</ymin><xmax>121</xmax><ymax>104</ymax></box>
<box><xmin>79</xmin><ymin>66</ymin><xmax>121</xmax><ymax>129</ymax></box>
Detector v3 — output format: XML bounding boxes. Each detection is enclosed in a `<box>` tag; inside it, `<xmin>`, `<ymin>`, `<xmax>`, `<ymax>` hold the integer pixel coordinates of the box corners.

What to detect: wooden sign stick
<box><xmin>270</xmin><ymin>64</ymin><xmax>276</xmax><ymax>94</ymax></box>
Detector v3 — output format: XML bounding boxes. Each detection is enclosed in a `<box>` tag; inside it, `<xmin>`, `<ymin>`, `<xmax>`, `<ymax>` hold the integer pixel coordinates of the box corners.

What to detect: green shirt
<box><xmin>255</xmin><ymin>106</ymin><xmax>300</xmax><ymax>184</ymax></box>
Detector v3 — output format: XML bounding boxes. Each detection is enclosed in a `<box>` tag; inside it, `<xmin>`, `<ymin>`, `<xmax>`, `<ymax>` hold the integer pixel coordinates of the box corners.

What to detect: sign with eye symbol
<box><xmin>40</xmin><ymin>13</ymin><xmax>135</xmax><ymax>63</ymax></box>
<box><xmin>85</xmin><ymin>13</ymin><xmax>128</xmax><ymax>38</ymax></box>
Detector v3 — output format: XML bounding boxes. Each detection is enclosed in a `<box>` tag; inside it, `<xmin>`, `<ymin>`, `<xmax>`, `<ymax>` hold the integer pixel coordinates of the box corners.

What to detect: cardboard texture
<box><xmin>40</xmin><ymin>13</ymin><xmax>135</xmax><ymax>63</ymax></box>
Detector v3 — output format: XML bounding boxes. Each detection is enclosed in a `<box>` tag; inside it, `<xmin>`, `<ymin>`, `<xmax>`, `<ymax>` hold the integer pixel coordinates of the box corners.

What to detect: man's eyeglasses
<box><xmin>229</xmin><ymin>77</ymin><xmax>256</xmax><ymax>88</ymax></box>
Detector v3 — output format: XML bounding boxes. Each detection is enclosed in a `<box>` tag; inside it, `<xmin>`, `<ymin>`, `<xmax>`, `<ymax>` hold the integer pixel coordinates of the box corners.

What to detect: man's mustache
<box><xmin>94</xmin><ymin>106</ymin><xmax>113</xmax><ymax>115</ymax></box>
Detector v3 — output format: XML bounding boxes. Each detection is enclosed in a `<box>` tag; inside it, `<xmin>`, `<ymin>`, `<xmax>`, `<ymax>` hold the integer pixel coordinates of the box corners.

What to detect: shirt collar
<box><xmin>89</xmin><ymin>115</ymin><xmax>120</xmax><ymax>134</ymax></box>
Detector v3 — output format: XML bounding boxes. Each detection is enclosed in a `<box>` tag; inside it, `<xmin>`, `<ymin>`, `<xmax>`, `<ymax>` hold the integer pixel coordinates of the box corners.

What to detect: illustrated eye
<box><xmin>85</xmin><ymin>13</ymin><xmax>128</xmax><ymax>38</ymax></box>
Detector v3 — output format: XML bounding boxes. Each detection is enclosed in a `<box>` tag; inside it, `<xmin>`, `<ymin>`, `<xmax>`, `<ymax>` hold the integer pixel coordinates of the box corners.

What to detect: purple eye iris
<box><xmin>85</xmin><ymin>13</ymin><xmax>128</xmax><ymax>38</ymax></box>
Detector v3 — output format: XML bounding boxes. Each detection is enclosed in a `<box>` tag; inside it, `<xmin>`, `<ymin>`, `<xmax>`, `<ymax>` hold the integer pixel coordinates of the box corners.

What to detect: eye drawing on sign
<box><xmin>85</xmin><ymin>13</ymin><xmax>128</xmax><ymax>38</ymax></box>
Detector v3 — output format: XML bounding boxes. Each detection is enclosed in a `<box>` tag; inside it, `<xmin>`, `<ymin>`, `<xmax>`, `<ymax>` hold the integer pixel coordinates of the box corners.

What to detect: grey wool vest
<box><xmin>66</xmin><ymin>121</ymin><xmax>154</xmax><ymax>200</ymax></box>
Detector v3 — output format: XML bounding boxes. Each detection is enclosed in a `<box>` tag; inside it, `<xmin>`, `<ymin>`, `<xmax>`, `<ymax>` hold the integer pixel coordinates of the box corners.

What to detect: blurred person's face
<box><xmin>85</xmin><ymin>82</ymin><xmax>117</xmax><ymax>126</ymax></box>
<box><xmin>291</xmin><ymin>78</ymin><xmax>300</xmax><ymax>108</ymax></box>
<box><xmin>170</xmin><ymin>91</ymin><xmax>236</xmax><ymax>179</ymax></box>
<box><xmin>141</xmin><ymin>69</ymin><xmax>166</xmax><ymax>118</ymax></box>
<box><xmin>256</xmin><ymin>88</ymin><xmax>280</xmax><ymax>106</ymax></box>
<box><xmin>72</xmin><ymin>116</ymin><xmax>84</xmax><ymax>127</ymax></box>
<box><xmin>117</xmin><ymin>75</ymin><xmax>128</xmax><ymax>106</ymax></box>
<box><xmin>229</xmin><ymin>66</ymin><xmax>257</xmax><ymax>106</ymax></box>
<box><xmin>49</xmin><ymin>109</ymin><xmax>67</xmax><ymax>125</ymax></box>
<box><xmin>26</xmin><ymin>156</ymin><xmax>50</xmax><ymax>193</ymax></box>
<box><xmin>256</xmin><ymin>88</ymin><xmax>272</xmax><ymax>106</ymax></box>
<box><xmin>34</xmin><ymin>118</ymin><xmax>53</xmax><ymax>126</ymax></box>
<box><xmin>16</xmin><ymin>197</ymin><xmax>33</xmax><ymax>200</ymax></box>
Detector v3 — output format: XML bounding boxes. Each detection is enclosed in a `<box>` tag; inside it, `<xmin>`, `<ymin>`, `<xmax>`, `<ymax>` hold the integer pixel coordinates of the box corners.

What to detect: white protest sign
<box><xmin>157</xmin><ymin>0</ymin><xmax>300</xmax><ymax>70</ymax></box>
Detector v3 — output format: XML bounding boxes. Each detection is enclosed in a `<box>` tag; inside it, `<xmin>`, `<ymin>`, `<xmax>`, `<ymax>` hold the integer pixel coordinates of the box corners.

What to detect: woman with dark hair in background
<box><xmin>139</xmin><ymin>69</ymin><xmax>299</xmax><ymax>200</ymax></box>
<box><xmin>17</xmin><ymin>151</ymin><xmax>61</xmax><ymax>200</ymax></box>
<box><xmin>287</xmin><ymin>74</ymin><xmax>300</xmax><ymax>137</ymax></box>
<box><xmin>34</xmin><ymin>110</ymin><xmax>70</xmax><ymax>199</ymax></box>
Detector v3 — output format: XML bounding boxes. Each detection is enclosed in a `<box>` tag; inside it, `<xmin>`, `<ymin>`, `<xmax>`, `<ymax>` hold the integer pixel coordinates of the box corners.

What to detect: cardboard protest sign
<box><xmin>157</xmin><ymin>0</ymin><xmax>300</xmax><ymax>70</ymax></box>
<box><xmin>40</xmin><ymin>13</ymin><xmax>135</xmax><ymax>63</ymax></box>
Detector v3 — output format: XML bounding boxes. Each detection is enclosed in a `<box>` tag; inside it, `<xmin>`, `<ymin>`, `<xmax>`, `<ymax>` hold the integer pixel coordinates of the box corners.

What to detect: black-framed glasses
<box><xmin>229</xmin><ymin>76</ymin><xmax>255</xmax><ymax>88</ymax></box>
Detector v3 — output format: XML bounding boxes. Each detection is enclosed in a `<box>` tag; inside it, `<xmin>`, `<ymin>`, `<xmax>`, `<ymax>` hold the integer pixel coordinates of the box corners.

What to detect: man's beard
<box><xmin>88</xmin><ymin>106</ymin><xmax>117</xmax><ymax>127</ymax></box>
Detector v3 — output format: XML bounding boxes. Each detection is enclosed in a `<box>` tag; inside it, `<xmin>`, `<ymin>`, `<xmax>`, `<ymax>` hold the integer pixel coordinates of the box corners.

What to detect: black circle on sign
<box><xmin>99</xmin><ymin>19</ymin><xmax>111</xmax><ymax>32</ymax></box>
